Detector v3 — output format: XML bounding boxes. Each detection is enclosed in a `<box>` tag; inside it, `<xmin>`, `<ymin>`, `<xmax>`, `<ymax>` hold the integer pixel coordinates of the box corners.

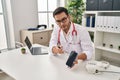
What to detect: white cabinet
<box><xmin>82</xmin><ymin>11</ymin><xmax>120</xmax><ymax>66</ymax></box>
<box><xmin>20</xmin><ymin>29</ymin><xmax>53</xmax><ymax>46</ymax></box>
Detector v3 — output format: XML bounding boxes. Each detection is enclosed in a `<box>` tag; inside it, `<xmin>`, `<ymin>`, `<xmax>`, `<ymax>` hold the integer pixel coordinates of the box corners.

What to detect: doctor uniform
<box><xmin>49</xmin><ymin>23</ymin><xmax>93</xmax><ymax>60</ymax></box>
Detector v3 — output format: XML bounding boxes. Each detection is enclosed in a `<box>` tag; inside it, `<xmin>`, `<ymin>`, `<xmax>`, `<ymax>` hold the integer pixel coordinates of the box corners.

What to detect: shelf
<box><xmin>83</xmin><ymin>11</ymin><xmax>120</xmax><ymax>67</ymax></box>
<box><xmin>84</xmin><ymin>11</ymin><xmax>97</xmax><ymax>14</ymax></box>
<box><xmin>85</xmin><ymin>27</ymin><xmax>95</xmax><ymax>32</ymax></box>
<box><xmin>85</xmin><ymin>11</ymin><xmax>120</xmax><ymax>14</ymax></box>
<box><xmin>96</xmin><ymin>30</ymin><xmax>120</xmax><ymax>34</ymax></box>
<box><xmin>95</xmin><ymin>46</ymin><xmax>120</xmax><ymax>54</ymax></box>
<box><xmin>97</xmin><ymin>11</ymin><xmax>120</xmax><ymax>14</ymax></box>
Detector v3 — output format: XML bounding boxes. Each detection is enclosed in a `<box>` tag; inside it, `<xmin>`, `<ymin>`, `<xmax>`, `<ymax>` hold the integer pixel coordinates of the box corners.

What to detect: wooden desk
<box><xmin>0</xmin><ymin>46</ymin><xmax>120</xmax><ymax>80</ymax></box>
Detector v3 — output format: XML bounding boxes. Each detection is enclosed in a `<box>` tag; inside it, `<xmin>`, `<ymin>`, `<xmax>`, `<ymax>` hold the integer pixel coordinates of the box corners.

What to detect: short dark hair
<box><xmin>53</xmin><ymin>7</ymin><xmax>69</xmax><ymax>17</ymax></box>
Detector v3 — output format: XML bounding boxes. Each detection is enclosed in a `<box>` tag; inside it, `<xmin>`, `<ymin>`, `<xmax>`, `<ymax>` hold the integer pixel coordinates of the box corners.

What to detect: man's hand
<box><xmin>52</xmin><ymin>46</ymin><xmax>64</xmax><ymax>54</ymax></box>
<box><xmin>72</xmin><ymin>53</ymin><xmax>87</xmax><ymax>67</ymax></box>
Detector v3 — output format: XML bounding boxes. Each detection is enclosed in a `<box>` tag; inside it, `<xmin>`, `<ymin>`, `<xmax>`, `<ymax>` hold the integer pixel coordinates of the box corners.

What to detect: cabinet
<box><xmin>82</xmin><ymin>11</ymin><xmax>120</xmax><ymax>67</ymax></box>
<box><xmin>20</xmin><ymin>29</ymin><xmax>53</xmax><ymax>46</ymax></box>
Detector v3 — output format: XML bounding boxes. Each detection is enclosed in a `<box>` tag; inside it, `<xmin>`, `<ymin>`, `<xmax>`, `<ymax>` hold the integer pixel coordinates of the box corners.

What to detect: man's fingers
<box><xmin>58</xmin><ymin>49</ymin><xmax>64</xmax><ymax>54</ymax></box>
<box><xmin>52</xmin><ymin>46</ymin><xmax>64</xmax><ymax>54</ymax></box>
<box><xmin>57</xmin><ymin>46</ymin><xmax>63</xmax><ymax>49</ymax></box>
<box><xmin>73</xmin><ymin>60</ymin><xmax>78</xmax><ymax>64</ymax></box>
<box><xmin>56</xmin><ymin>47</ymin><xmax>64</xmax><ymax>54</ymax></box>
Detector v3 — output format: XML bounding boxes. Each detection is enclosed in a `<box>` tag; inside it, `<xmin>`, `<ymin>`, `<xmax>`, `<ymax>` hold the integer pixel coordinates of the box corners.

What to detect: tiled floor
<box><xmin>0</xmin><ymin>72</ymin><xmax>15</xmax><ymax>80</ymax></box>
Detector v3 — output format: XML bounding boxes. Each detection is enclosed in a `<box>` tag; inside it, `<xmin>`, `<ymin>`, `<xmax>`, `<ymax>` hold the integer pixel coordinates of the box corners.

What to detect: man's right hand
<box><xmin>52</xmin><ymin>46</ymin><xmax>64</xmax><ymax>54</ymax></box>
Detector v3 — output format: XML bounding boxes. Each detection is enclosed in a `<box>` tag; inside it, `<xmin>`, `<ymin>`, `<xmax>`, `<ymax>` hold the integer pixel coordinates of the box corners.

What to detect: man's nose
<box><xmin>60</xmin><ymin>22</ymin><xmax>64</xmax><ymax>26</ymax></box>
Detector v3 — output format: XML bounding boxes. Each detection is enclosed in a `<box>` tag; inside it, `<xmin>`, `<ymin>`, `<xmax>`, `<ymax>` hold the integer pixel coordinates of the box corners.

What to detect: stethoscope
<box><xmin>57</xmin><ymin>22</ymin><xmax>77</xmax><ymax>47</ymax></box>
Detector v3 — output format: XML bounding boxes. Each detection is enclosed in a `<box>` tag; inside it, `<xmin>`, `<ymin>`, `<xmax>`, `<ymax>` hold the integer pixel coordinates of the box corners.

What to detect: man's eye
<box><xmin>56</xmin><ymin>20</ymin><xmax>61</xmax><ymax>22</ymax></box>
<box><xmin>62</xmin><ymin>18</ymin><xmax>66</xmax><ymax>21</ymax></box>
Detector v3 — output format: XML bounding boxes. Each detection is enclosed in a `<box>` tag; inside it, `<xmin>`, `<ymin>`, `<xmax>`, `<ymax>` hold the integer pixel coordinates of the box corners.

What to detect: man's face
<box><xmin>54</xmin><ymin>12</ymin><xmax>70</xmax><ymax>32</ymax></box>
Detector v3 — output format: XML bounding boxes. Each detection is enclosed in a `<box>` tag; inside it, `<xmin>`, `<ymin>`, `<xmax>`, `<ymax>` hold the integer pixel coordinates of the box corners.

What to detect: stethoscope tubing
<box><xmin>57</xmin><ymin>22</ymin><xmax>77</xmax><ymax>45</ymax></box>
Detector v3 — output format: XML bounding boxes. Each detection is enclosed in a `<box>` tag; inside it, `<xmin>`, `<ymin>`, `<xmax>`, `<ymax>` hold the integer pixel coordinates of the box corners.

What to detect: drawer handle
<box><xmin>40</xmin><ymin>37</ymin><xmax>43</xmax><ymax>39</ymax></box>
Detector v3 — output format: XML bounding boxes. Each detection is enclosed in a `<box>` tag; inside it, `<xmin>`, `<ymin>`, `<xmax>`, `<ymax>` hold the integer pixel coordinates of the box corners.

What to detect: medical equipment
<box><xmin>57</xmin><ymin>22</ymin><xmax>77</xmax><ymax>46</ymax></box>
<box><xmin>86</xmin><ymin>61</ymin><xmax>110</xmax><ymax>74</ymax></box>
<box><xmin>86</xmin><ymin>61</ymin><xmax>120</xmax><ymax>75</ymax></box>
<box><xmin>66</xmin><ymin>51</ymin><xmax>78</xmax><ymax>68</ymax></box>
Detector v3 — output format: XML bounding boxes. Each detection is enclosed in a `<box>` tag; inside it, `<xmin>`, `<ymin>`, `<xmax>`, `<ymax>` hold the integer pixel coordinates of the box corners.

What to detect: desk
<box><xmin>0</xmin><ymin>46</ymin><xmax>120</xmax><ymax>80</ymax></box>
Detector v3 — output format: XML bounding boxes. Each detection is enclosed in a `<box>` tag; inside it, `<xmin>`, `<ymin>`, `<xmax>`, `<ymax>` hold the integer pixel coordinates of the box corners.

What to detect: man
<box><xmin>49</xmin><ymin>7</ymin><xmax>93</xmax><ymax>62</ymax></box>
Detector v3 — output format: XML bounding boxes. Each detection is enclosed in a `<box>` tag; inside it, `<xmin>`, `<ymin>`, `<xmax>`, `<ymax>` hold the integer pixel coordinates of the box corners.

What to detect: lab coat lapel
<box><xmin>60</xmin><ymin>30</ymin><xmax>67</xmax><ymax>43</ymax></box>
<box><xmin>59</xmin><ymin>23</ymin><xmax>73</xmax><ymax>44</ymax></box>
<box><xmin>67</xmin><ymin>23</ymin><xmax>74</xmax><ymax>44</ymax></box>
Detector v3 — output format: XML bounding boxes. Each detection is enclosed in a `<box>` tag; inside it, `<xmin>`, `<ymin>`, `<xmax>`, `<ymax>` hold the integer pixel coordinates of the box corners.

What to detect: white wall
<box><xmin>11</xmin><ymin>0</ymin><xmax>38</xmax><ymax>42</ymax></box>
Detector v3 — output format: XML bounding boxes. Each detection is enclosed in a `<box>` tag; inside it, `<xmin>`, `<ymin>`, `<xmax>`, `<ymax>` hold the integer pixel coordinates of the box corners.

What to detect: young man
<box><xmin>49</xmin><ymin>7</ymin><xmax>93</xmax><ymax>62</ymax></box>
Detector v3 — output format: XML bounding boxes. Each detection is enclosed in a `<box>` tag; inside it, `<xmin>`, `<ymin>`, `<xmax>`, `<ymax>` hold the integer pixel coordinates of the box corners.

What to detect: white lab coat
<box><xmin>49</xmin><ymin>23</ymin><xmax>93</xmax><ymax>60</ymax></box>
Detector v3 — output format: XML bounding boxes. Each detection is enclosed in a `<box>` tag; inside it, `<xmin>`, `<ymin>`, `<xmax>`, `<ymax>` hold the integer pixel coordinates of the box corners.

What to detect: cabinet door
<box><xmin>99</xmin><ymin>0</ymin><xmax>113</xmax><ymax>10</ymax></box>
<box><xmin>33</xmin><ymin>31</ymin><xmax>48</xmax><ymax>45</ymax></box>
<box><xmin>86</xmin><ymin>0</ymin><xmax>99</xmax><ymax>11</ymax></box>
